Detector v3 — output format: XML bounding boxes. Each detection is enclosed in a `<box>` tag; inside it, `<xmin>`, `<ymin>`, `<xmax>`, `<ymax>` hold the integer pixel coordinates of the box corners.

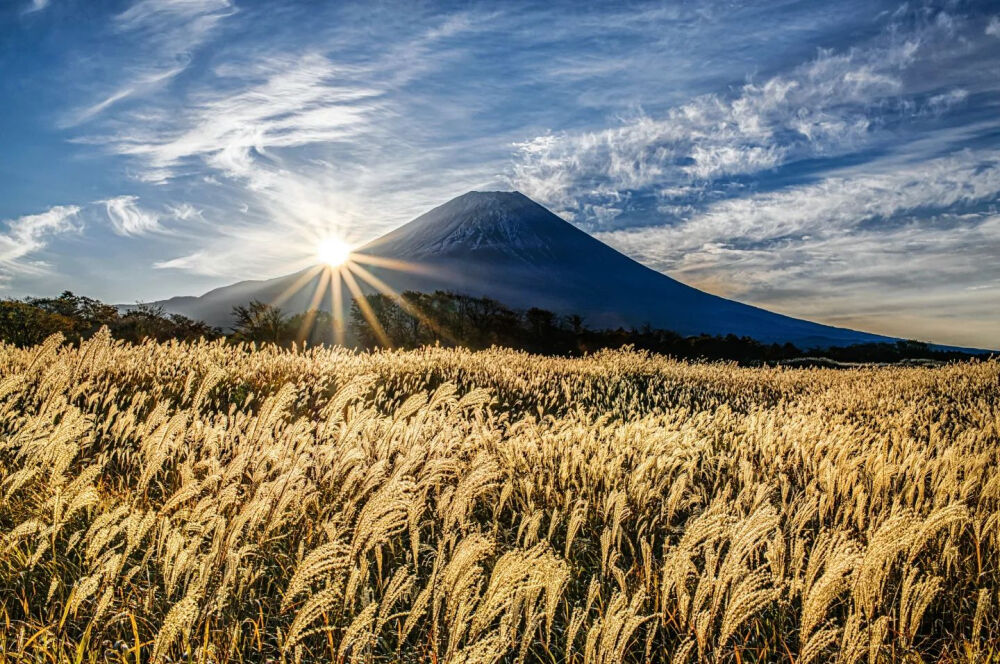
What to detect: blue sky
<box><xmin>1</xmin><ymin>0</ymin><xmax>998</xmax><ymax>347</ymax></box>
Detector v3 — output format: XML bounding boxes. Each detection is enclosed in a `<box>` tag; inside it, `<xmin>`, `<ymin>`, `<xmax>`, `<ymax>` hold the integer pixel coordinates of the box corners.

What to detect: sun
<box><xmin>316</xmin><ymin>236</ymin><xmax>352</xmax><ymax>267</ymax></box>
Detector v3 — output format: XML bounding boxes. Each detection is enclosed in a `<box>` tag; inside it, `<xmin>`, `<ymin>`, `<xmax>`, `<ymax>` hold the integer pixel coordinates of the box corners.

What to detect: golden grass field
<box><xmin>1</xmin><ymin>331</ymin><xmax>999</xmax><ymax>663</ymax></box>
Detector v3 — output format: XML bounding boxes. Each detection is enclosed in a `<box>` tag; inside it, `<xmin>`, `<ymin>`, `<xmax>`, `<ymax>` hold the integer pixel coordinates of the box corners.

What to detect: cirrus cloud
<box><xmin>102</xmin><ymin>196</ymin><xmax>161</xmax><ymax>236</ymax></box>
<box><xmin>597</xmin><ymin>149</ymin><xmax>1000</xmax><ymax>347</ymax></box>
<box><xmin>509</xmin><ymin>10</ymin><xmax>976</xmax><ymax>225</ymax></box>
<box><xmin>0</xmin><ymin>205</ymin><xmax>81</xmax><ymax>280</ymax></box>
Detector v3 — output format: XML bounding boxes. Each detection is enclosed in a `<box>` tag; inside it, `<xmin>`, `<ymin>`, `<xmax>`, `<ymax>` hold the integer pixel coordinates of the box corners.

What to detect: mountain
<box><xmin>148</xmin><ymin>190</ymin><xmax>898</xmax><ymax>348</ymax></box>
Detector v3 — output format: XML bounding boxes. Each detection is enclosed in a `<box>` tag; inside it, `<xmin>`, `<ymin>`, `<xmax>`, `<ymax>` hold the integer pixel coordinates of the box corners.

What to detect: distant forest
<box><xmin>0</xmin><ymin>290</ymin><xmax>985</xmax><ymax>364</ymax></box>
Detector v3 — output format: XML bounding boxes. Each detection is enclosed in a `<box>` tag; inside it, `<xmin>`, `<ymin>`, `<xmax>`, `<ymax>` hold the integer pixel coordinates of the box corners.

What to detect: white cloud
<box><xmin>153</xmin><ymin>251</ymin><xmax>212</xmax><ymax>273</ymax></box>
<box><xmin>24</xmin><ymin>0</ymin><xmax>50</xmax><ymax>13</ymax></box>
<box><xmin>106</xmin><ymin>53</ymin><xmax>382</xmax><ymax>180</ymax></box>
<box><xmin>509</xmin><ymin>14</ymin><xmax>966</xmax><ymax>223</ymax></box>
<box><xmin>927</xmin><ymin>88</ymin><xmax>970</xmax><ymax>113</ymax></box>
<box><xmin>115</xmin><ymin>0</ymin><xmax>232</xmax><ymax>27</ymax></box>
<box><xmin>701</xmin><ymin>217</ymin><xmax>1000</xmax><ymax>348</ymax></box>
<box><xmin>596</xmin><ymin>150</ymin><xmax>1000</xmax><ymax>347</ymax></box>
<box><xmin>97</xmin><ymin>6</ymin><xmax>493</xmax><ymax>185</ymax></box>
<box><xmin>102</xmin><ymin>196</ymin><xmax>161</xmax><ymax>236</ymax></box>
<box><xmin>166</xmin><ymin>203</ymin><xmax>202</xmax><ymax>221</ymax></box>
<box><xmin>612</xmin><ymin>150</ymin><xmax>1000</xmax><ymax>253</ymax></box>
<box><xmin>63</xmin><ymin>0</ymin><xmax>234</xmax><ymax>126</ymax></box>
<box><xmin>64</xmin><ymin>65</ymin><xmax>186</xmax><ymax>127</ymax></box>
<box><xmin>0</xmin><ymin>205</ymin><xmax>80</xmax><ymax>278</ymax></box>
<box><xmin>114</xmin><ymin>0</ymin><xmax>234</xmax><ymax>52</ymax></box>
<box><xmin>987</xmin><ymin>16</ymin><xmax>1000</xmax><ymax>37</ymax></box>
<box><xmin>599</xmin><ymin>149</ymin><xmax>1000</xmax><ymax>262</ymax></box>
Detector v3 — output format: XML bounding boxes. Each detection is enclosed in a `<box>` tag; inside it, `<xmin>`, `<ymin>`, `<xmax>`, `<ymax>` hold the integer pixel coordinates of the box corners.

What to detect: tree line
<box><xmin>0</xmin><ymin>289</ymin><xmax>983</xmax><ymax>363</ymax></box>
<box><xmin>0</xmin><ymin>292</ymin><xmax>220</xmax><ymax>347</ymax></box>
<box><xmin>347</xmin><ymin>290</ymin><xmax>978</xmax><ymax>363</ymax></box>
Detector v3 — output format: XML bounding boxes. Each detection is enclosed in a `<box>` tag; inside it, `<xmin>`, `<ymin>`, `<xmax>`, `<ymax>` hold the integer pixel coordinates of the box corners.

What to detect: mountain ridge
<box><xmin>140</xmin><ymin>190</ymin><xmax>941</xmax><ymax>349</ymax></box>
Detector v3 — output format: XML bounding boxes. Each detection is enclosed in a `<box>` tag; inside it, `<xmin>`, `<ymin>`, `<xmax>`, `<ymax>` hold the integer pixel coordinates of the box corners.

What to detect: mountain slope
<box><xmin>149</xmin><ymin>190</ymin><xmax>899</xmax><ymax>347</ymax></box>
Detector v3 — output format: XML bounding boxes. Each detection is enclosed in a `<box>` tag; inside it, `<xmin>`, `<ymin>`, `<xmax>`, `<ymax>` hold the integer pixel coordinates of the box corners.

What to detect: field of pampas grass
<box><xmin>1</xmin><ymin>330</ymin><xmax>999</xmax><ymax>663</ymax></box>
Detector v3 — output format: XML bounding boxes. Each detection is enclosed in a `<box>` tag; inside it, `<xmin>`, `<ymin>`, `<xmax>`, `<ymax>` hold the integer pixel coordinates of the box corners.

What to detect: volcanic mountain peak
<box><xmin>366</xmin><ymin>190</ymin><xmax>579</xmax><ymax>262</ymax></box>
<box><xmin>435</xmin><ymin>189</ymin><xmax>536</xmax><ymax>214</ymax></box>
<box><xmin>144</xmin><ymin>190</ymin><xmax>911</xmax><ymax>348</ymax></box>
<box><xmin>420</xmin><ymin>190</ymin><xmax>553</xmax><ymax>229</ymax></box>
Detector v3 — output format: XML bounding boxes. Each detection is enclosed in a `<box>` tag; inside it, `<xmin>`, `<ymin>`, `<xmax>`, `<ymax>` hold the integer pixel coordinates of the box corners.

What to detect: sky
<box><xmin>1</xmin><ymin>0</ymin><xmax>998</xmax><ymax>348</ymax></box>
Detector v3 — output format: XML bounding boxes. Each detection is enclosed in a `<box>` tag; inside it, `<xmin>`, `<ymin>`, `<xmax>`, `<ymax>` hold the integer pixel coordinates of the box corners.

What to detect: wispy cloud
<box><xmin>112</xmin><ymin>0</ymin><xmax>235</xmax><ymax>61</ymax></box>
<box><xmin>23</xmin><ymin>0</ymin><xmax>50</xmax><ymax>14</ymax></box>
<box><xmin>509</xmin><ymin>10</ymin><xmax>977</xmax><ymax>225</ymax></box>
<box><xmin>62</xmin><ymin>0</ymin><xmax>234</xmax><ymax>126</ymax></box>
<box><xmin>9</xmin><ymin>1</ymin><xmax>1000</xmax><ymax>346</ymax></box>
<box><xmin>102</xmin><ymin>196</ymin><xmax>161</xmax><ymax>236</ymax></box>
<box><xmin>166</xmin><ymin>203</ymin><xmax>202</xmax><ymax>221</ymax></box>
<box><xmin>602</xmin><ymin>150</ymin><xmax>1000</xmax><ymax>253</ymax></box>
<box><xmin>153</xmin><ymin>251</ymin><xmax>209</xmax><ymax>273</ymax></box>
<box><xmin>597</xmin><ymin>149</ymin><xmax>1000</xmax><ymax>346</ymax></box>
<box><xmin>108</xmin><ymin>53</ymin><xmax>382</xmax><ymax>179</ymax></box>
<box><xmin>65</xmin><ymin>65</ymin><xmax>187</xmax><ymax>127</ymax></box>
<box><xmin>114</xmin><ymin>0</ymin><xmax>232</xmax><ymax>29</ymax></box>
<box><xmin>85</xmin><ymin>12</ymin><xmax>507</xmax><ymax>276</ymax></box>
<box><xmin>694</xmin><ymin>214</ymin><xmax>1000</xmax><ymax>348</ymax></box>
<box><xmin>987</xmin><ymin>16</ymin><xmax>1000</xmax><ymax>37</ymax></box>
<box><xmin>0</xmin><ymin>206</ymin><xmax>80</xmax><ymax>279</ymax></box>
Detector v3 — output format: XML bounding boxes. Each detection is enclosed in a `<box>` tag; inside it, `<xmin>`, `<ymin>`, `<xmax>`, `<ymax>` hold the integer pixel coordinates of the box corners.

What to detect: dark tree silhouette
<box><xmin>0</xmin><ymin>288</ymin><xmax>985</xmax><ymax>365</ymax></box>
<box><xmin>348</xmin><ymin>289</ymin><xmax>983</xmax><ymax>364</ymax></box>
<box><xmin>231</xmin><ymin>300</ymin><xmax>290</xmax><ymax>344</ymax></box>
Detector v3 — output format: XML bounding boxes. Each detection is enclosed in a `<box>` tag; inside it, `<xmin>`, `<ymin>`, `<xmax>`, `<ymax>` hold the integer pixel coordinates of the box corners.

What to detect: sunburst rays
<box><xmin>339</xmin><ymin>263</ymin><xmax>392</xmax><ymax>347</ymax></box>
<box><xmin>267</xmin><ymin>237</ymin><xmax>458</xmax><ymax>348</ymax></box>
<box><xmin>347</xmin><ymin>262</ymin><xmax>458</xmax><ymax>345</ymax></box>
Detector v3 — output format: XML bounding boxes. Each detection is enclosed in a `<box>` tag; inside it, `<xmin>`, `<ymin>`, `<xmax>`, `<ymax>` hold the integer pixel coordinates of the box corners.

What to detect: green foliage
<box><xmin>0</xmin><ymin>291</ymin><xmax>221</xmax><ymax>347</ymax></box>
<box><xmin>0</xmin><ymin>299</ymin><xmax>77</xmax><ymax>346</ymax></box>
